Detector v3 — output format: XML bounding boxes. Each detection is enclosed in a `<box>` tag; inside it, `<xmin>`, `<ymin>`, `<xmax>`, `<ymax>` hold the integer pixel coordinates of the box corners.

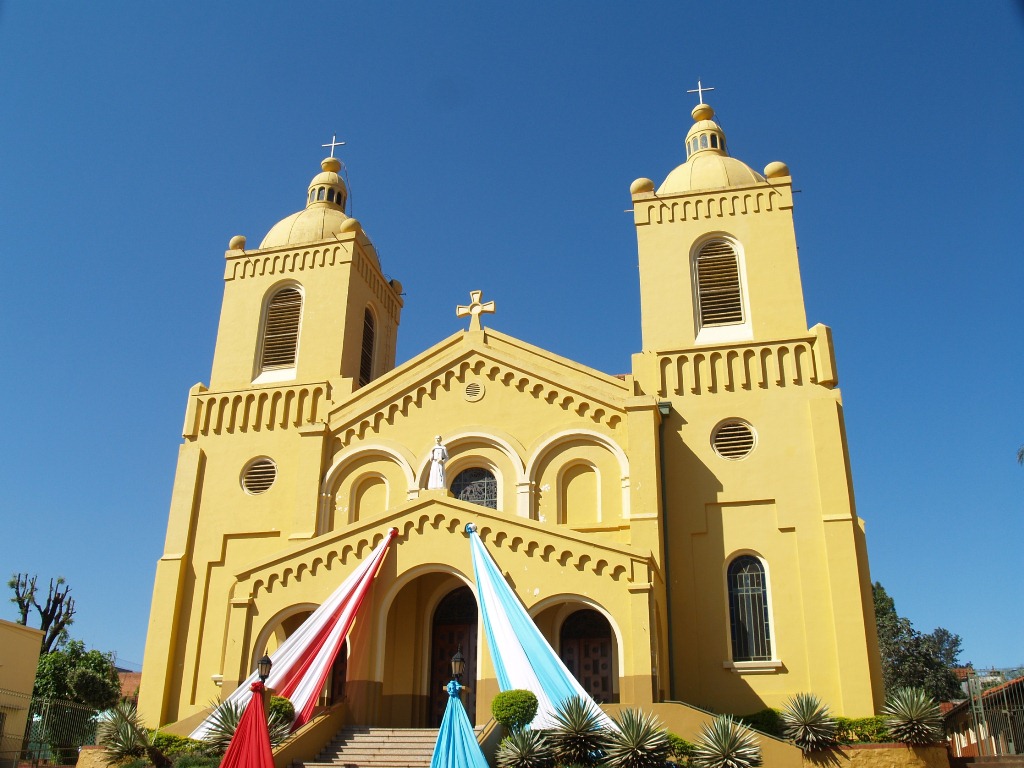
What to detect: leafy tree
<box><xmin>872</xmin><ymin>582</ymin><xmax>963</xmax><ymax>701</ymax></box>
<box><xmin>34</xmin><ymin>639</ymin><xmax>121</xmax><ymax>709</ymax></box>
<box><xmin>9</xmin><ymin>573</ymin><xmax>76</xmax><ymax>653</ymax></box>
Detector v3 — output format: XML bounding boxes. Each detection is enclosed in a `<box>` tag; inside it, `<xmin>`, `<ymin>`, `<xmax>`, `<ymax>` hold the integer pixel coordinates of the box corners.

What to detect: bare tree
<box><xmin>9</xmin><ymin>573</ymin><xmax>77</xmax><ymax>654</ymax></box>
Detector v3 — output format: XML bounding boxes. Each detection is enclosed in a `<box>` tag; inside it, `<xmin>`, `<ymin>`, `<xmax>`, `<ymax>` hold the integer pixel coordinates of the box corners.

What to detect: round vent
<box><xmin>464</xmin><ymin>381</ymin><xmax>485</xmax><ymax>402</ymax></box>
<box><xmin>242</xmin><ymin>458</ymin><xmax>277</xmax><ymax>494</ymax></box>
<box><xmin>712</xmin><ymin>421</ymin><xmax>755</xmax><ymax>460</ymax></box>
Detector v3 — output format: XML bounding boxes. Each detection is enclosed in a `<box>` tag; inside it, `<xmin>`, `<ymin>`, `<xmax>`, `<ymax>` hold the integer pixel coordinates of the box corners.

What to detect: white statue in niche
<box><xmin>427</xmin><ymin>435</ymin><xmax>449</xmax><ymax>490</ymax></box>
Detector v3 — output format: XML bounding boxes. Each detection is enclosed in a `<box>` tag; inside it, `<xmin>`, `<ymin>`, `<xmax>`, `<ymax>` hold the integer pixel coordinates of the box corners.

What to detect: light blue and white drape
<box><xmin>466</xmin><ymin>523</ymin><xmax>613</xmax><ymax>729</ymax></box>
<box><xmin>429</xmin><ymin>680</ymin><xmax>489</xmax><ymax>768</ymax></box>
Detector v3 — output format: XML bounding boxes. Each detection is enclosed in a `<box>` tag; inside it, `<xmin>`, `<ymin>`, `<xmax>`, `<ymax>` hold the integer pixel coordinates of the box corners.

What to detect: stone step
<box><xmin>306</xmin><ymin>726</ymin><xmax>443</xmax><ymax>768</ymax></box>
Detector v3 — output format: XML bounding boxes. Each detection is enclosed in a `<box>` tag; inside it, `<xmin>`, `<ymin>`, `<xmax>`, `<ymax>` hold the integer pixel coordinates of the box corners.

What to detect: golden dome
<box><xmin>657</xmin><ymin>102</ymin><xmax>765</xmax><ymax>194</ymax></box>
<box><xmin>259</xmin><ymin>158</ymin><xmax>352</xmax><ymax>248</ymax></box>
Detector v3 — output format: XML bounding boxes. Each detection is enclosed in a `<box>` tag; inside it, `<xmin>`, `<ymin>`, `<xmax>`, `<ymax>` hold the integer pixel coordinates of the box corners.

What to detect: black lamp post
<box><xmin>450</xmin><ymin>645</ymin><xmax>466</xmax><ymax>682</ymax></box>
<box><xmin>257</xmin><ymin>653</ymin><xmax>273</xmax><ymax>683</ymax></box>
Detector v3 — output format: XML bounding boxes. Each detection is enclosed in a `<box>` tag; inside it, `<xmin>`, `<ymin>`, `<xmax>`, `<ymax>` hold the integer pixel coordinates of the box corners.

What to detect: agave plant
<box><xmin>604</xmin><ymin>708</ymin><xmax>670</xmax><ymax>768</ymax></box>
<box><xmin>881</xmin><ymin>687</ymin><xmax>943</xmax><ymax>745</ymax></box>
<box><xmin>496</xmin><ymin>727</ymin><xmax>553</xmax><ymax>768</ymax></box>
<box><xmin>692</xmin><ymin>716</ymin><xmax>761</xmax><ymax>768</ymax></box>
<box><xmin>780</xmin><ymin>693</ymin><xmax>836</xmax><ymax>753</ymax></box>
<box><xmin>548</xmin><ymin>695</ymin><xmax>608</xmax><ymax>767</ymax></box>
<box><xmin>203</xmin><ymin>699</ymin><xmax>293</xmax><ymax>754</ymax></box>
<box><xmin>97</xmin><ymin>701</ymin><xmax>171</xmax><ymax>768</ymax></box>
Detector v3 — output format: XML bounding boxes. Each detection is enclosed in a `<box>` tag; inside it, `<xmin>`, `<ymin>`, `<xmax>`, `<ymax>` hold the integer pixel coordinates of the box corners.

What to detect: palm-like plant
<box><xmin>881</xmin><ymin>687</ymin><xmax>943</xmax><ymax>745</ymax></box>
<box><xmin>692</xmin><ymin>716</ymin><xmax>761</xmax><ymax>768</ymax></box>
<box><xmin>203</xmin><ymin>699</ymin><xmax>292</xmax><ymax>754</ymax></box>
<box><xmin>780</xmin><ymin>693</ymin><xmax>836</xmax><ymax>753</ymax></box>
<box><xmin>97</xmin><ymin>701</ymin><xmax>171</xmax><ymax>768</ymax></box>
<box><xmin>496</xmin><ymin>728</ymin><xmax>552</xmax><ymax>768</ymax></box>
<box><xmin>604</xmin><ymin>708</ymin><xmax>670</xmax><ymax>768</ymax></box>
<box><xmin>548</xmin><ymin>695</ymin><xmax>607</xmax><ymax>767</ymax></box>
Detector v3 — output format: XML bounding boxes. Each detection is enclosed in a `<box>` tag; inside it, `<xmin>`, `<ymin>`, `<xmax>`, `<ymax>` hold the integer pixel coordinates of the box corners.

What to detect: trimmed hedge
<box><xmin>491</xmin><ymin>690</ymin><xmax>539</xmax><ymax>732</ymax></box>
<box><xmin>834</xmin><ymin>716</ymin><xmax>890</xmax><ymax>744</ymax></box>
<box><xmin>666</xmin><ymin>733</ymin><xmax>697</xmax><ymax>765</ymax></box>
<box><xmin>737</xmin><ymin>708</ymin><xmax>786</xmax><ymax>739</ymax></box>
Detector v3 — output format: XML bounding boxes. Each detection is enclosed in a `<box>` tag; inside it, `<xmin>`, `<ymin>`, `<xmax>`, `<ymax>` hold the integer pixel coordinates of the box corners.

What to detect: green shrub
<box><xmin>268</xmin><ymin>696</ymin><xmax>296</xmax><ymax>726</ymax></box>
<box><xmin>833</xmin><ymin>716</ymin><xmax>890</xmax><ymax>744</ymax></box>
<box><xmin>666</xmin><ymin>733</ymin><xmax>697</xmax><ymax>765</ymax></box>
<box><xmin>692</xmin><ymin>716</ymin><xmax>761</xmax><ymax>768</ymax></box>
<box><xmin>737</xmin><ymin>709</ymin><xmax>785</xmax><ymax>739</ymax></box>
<box><xmin>604</xmin><ymin>708</ymin><xmax>670</xmax><ymax>768</ymax></box>
<box><xmin>149</xmin><ymin>733</ymin><xmax>206</xmax><ymax>757</ymax></box>
<box><xmin>548</xmin><ymin>696</ymin><xmax>606</xmax><ymax>767</ymax></box>
<box><xmin>881</xmin><ymin>688</ymin><xmax>943</xmax><ymax>745</ymax></box>
<box><xmin>780</xmin><ymin>693</ymin><xmax>836</xmax><ymax>753</ymax></box>
<box><xmin>492</xmin><ymin>690</ymin><xmax>540</xmax><ymax>732</ymax></box>
<box><xmin>172</xmin><ymin>756</ymin><xmax>222</xmax><ymax>768</ymax></box>
<box><xmin>496</xmin><ymin>728</ymin><xmax>552</xmax><ymax>768</ymax></box>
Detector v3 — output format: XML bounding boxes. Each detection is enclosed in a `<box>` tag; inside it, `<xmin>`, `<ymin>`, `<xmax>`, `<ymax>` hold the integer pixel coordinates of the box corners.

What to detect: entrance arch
<box><xmin>429</xmin><ymin>586</ymin><xmax>478</xmax><ymax>726</ymax></box>
<box><xmin>380</xmin><ymin>571</ymin><xmax>478</xmax><ymax>727</ymax></box>
<box><xmin>256</xmin><ymin>608</ymin><xmax>349</xmax><ymax>706</ymax></box>
<box><xmin>533</xmin><ymin>601</ymin><xmax>620</xmax><ymax>704</ymax></box>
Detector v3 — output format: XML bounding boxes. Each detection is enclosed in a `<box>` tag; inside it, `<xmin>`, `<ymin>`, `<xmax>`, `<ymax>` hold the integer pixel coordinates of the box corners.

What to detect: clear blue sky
<box><xmin>1</xmin><ymin>3</ymin><xmax>1022</xmax><ymax>674</ymax></box>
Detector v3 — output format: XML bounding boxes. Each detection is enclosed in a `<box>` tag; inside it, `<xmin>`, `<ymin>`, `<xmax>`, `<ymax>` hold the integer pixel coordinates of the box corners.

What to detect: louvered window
<box><xmin>358</xmin><ymin>308</ymin><xmax>375</xmax><ymax>386</ymax></box>
<box><xmin>712</xmin><ymin>420</ymin><xmax>756</xmax><ymax>460</ymax></box>
<box><xmin>696</xmin><ymin>240</ymin><xmax>744</xmax><ymax>327</ymax></box>
<box><xmin>260</xmin><ymin>287</ymin><xmax>302</xmax><ymax>371</ymax></box>
<box><xmin>728</xmin><ymin>555</ymin><xmax>772</xmax><ymax>661</ymax></box>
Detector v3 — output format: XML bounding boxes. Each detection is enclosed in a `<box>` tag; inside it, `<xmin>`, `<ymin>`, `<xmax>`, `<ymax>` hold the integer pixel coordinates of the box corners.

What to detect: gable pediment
<box><xmin>326</xmin><ymin>329</ymin><xmax>631</xmax><ymax>445</ymax></box>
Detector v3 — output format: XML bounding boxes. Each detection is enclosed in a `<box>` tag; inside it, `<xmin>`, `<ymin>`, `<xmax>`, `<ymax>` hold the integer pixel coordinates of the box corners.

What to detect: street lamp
<box><xmin>257</xmin><ymin>653</ymin><xmax>273</xmax><ymax>683</ymax></box>
<box><xmin>450</xmin><ymin>646</ymin><xmax>466</xmax><ymax>682</ymax></box>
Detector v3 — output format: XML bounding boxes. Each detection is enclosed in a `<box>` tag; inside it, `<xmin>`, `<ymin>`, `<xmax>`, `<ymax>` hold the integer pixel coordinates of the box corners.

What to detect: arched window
<box><xmin>451</xmin><ymin>468</ymin><xmax>497</xmax><ymax>509</ymax></box>
<box><xmin>358</xmin><ymin>307</ymin><xmax>375</xmax><ymax>386</ymax></box>
<box><xmin>700</xmin><ymin>134</ymin><xmax>709</xmax><ymax>149</ymax></box>
<box><xmin>727</xmin><ymin>555</ymin><xmax>772</xmax><ymax>661</ymax></box>
<box><xmin>695</xmin><ymin>239</ymin><xmax>744</xmax><ymax>327</ymax></box>
<box><xmin>259</xmin><ymin>286</ymin><xmax>302</xmax><ymax>371</ymax></box>
<box><xmin>711</xmin><ymin>135</ymin><xmax>719</xmax><ymax>149</ymax></box>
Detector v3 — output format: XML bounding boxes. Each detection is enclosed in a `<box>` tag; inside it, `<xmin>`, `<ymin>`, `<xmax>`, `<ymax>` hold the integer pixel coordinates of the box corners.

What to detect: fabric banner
<box><xmin>466</xmin><ymin>523</ymin><xmax>613</xmax><ymax>729</ymax></box>
<box><xmin>191</xmin><ymin>528</ymin><xmax>397</xmax><ymax>739</ymax></box>
<box><xmin>219</xmin><ymin>682</ymin><xmax>275</xmax><ymax>768</ymax></box>
<box><xmin>429</xmin><ymin>680</ymin><xmax>489</xmax><ymax>768</ymax></box>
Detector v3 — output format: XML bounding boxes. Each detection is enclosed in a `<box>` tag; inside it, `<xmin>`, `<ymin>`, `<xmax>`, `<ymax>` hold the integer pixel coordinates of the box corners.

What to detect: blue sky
<box><xmin>1</xmin><ymin>3</ymin><xmax>1022</xmax><ymax>674</ymax></box>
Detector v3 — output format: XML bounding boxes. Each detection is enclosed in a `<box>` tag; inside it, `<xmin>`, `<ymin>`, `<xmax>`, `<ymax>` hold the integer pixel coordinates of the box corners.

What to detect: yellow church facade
<box><xmin>138</xmin><ymin>99</ymin><xmax>884</xmax><ymax>733</ymax></box>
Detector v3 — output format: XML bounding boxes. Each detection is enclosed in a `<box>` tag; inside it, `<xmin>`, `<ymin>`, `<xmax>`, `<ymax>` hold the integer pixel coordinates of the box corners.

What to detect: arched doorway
<box><xmin>429</xmin><ymin>586</ymin><xmax>478</xmax><ymax>725</ymax></box>
<box><xmin>261</xmin><ymin>610</ymin><xmax>348</xmax><ymax>706</ymax></box>
<box><xmin>559</xmin><ymin>608</ymin><xmax>617</xmax><ymax>703</ymax></box>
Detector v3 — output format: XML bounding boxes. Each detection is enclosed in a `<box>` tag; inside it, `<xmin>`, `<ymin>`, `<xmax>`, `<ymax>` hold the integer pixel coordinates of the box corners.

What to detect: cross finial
<box><xmin>455</xmin><ymin>290</ymin><xmax>496</xmax><ymax>332</ymax></box>
<box><xmin>686</xmin><ymin>80</ymin><xmax>715</xmax><ymax>105</ymax></box>
<box><xmin>321</xmin><ymin>134</ymin><xmax>346</xmax><ymax>158</ymax></box>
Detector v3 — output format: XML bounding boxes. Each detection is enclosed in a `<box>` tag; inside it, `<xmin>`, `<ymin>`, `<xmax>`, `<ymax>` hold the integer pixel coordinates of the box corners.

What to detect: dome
<box><xmin>259</xmin><ymin>158</ymin><xmax>353</xmax><ymax>248</ymax></box>
<box><xmin>657</xmin><ymin>102</ymin><xmax>765</xmax><ymax>195</ymax></box>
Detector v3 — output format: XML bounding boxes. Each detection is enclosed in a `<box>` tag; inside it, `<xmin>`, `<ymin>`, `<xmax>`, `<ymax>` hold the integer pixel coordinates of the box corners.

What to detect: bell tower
<box><xmin>209</xmin><ymin>156</ymin><xmax>403</xmax><ymax>394</ymax></box>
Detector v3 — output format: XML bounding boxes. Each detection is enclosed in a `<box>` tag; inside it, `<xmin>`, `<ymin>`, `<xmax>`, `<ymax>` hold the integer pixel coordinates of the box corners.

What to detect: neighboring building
<box><xmin>0</xmin><ymin>619</ymin><xmax>43</xmax><ymax>767</ymax></box>
<box><xmin>138</xmin><ymin>98</ymin><xmax>884</xmax><ymax>732</ymax></box>
<box><xmin>946</xmin><ymin>675</ymin><xmax>1024</xmax><ymax>758</ymax></box>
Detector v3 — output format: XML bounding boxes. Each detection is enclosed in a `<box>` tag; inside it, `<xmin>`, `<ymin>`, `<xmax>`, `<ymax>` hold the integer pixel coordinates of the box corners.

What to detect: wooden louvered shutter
<box><xmin>260</xmin><ymin>287</ymin><xmax>302</xmax><ymax>370</ymax></box>
<box><xmin>696</xmin><ymin>240</ymin><xmax>744</xmax><ymax>326</ymax></box>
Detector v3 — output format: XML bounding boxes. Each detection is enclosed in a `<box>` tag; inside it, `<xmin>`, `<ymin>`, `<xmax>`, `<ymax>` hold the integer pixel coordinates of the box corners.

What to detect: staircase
<box><xmin>299</xmin><ymin>727</ymin><xmax>440</xmax><ymax>768</ymax></box>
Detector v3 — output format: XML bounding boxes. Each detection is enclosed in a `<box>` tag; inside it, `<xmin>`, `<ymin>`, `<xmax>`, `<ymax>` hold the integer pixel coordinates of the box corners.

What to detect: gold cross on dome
<box><xmin>321</xmin><ymin>134</ymin><xmax>346</xmax><ymax>158</ymax></box>
<box><xmin>687</xmin><ymin>79</ymin><xmax>715</xmax><ymax>104</ymax></box>
<box><xmin>456</xmin><ymin>290</ymin><xmax>496</xmax><ymax>331</ymax></box>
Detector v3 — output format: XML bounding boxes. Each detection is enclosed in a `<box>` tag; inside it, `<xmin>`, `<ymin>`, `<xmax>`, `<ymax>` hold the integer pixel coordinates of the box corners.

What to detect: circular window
<box><xmin>242</xmin><ymin>458</ymin><xmax>277</xmax><ymax>494</ymax></box>
<box><xmin>712</xmin><ymin>421</ymin><xmax>756</xmax><ymax>460</ymax></box>
<box><xmin>464</xmin><ymin>381</ymin><xmax>485</xmax><ymax>402</ymax></box>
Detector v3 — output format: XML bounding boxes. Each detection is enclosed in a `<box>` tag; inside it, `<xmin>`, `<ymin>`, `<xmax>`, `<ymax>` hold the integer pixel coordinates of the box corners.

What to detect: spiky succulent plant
<box><xmin>496</xmin><ymin>727</ymin><xmax>553</xmax><ymax>768</ymax></box>
<box><xmin>96</xmin><ymin>701</ymin><xmax>171</xmax><ymax>768</ymax></box>
<box><xmin>603</xmin><ymin>708</ymin><xmax>671</xmax><ymax>768</ymax></box>
<box><xmin>548</xmin><ymin>695</ymin><xmax>607</xmax><ymax>767</ymax></box>
<box><xmin>202</xmin><ymin>699</ymin><xmax>292</xmax><ymax>753</ymax></box>
<box><xmin>692</xmin><ymin>716</ymin><xmax>762</xmax><ymax>768</ymax></box>
<box><xmin>881</xmin><ymin>687</ymin><xmax>943</xmax><ymax>745</ymax></box>
<box><xmin>780</xmin><ymin>693</ymin><xmax>837</xmax><ymax>753</ymax></box>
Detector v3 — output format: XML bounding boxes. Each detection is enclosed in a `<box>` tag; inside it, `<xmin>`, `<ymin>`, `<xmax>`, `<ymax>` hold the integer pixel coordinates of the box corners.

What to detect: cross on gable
<box><xmin>686</xmin><ymin>79</ymin><xmax>715</xmax><ymax>104</ymax></box>
<box><xmin>455</xmin><ymin>289</ymin><xmax>496</xmax><ymax>332</ymax></box>
<box><xmin>321</xmin><ymin>134</ymin><xmax>346</xmax><ymax>158</ymax></box>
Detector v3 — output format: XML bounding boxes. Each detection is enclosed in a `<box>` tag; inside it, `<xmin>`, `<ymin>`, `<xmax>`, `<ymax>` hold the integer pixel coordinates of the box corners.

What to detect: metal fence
<box><xmin>947</xmin><ymin>672</ymin><xmax>1024</xmax><ymax>758</ymax></box>
<box><xmin>0</xmin><ymin>689</ymin><xmax>99</xmax><ymax>768</ymax></box>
